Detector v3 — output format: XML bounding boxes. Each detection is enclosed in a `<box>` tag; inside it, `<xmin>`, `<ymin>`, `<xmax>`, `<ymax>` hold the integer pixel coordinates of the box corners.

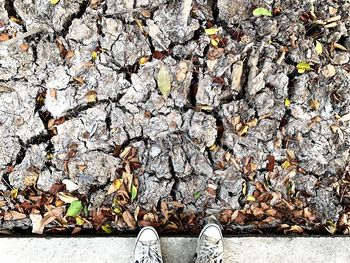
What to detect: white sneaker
<box><xmin>133</xmin><ymin>227</ymin><xmax>163</xmax><ymax>263</ymax></box>
<box><xmin>193</xmin><ymin>224</ymin><xmax>224</xmax><ymax>263</ymax></box>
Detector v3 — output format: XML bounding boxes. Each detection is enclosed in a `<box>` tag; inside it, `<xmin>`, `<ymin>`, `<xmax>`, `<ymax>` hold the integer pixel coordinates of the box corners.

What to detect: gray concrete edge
<box><xmin>0</xmin><ymin>236</ymin><xmax>348</xmax><ymax>263</ymax></box>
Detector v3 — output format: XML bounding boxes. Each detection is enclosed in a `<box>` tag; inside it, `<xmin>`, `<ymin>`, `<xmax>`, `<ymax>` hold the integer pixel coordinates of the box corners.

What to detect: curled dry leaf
<box><xmin>4</xmin><ymin>211</ymin><xmax>26</xmax><ymax>220</ymax></box>
<box><xmin>122</xmin><ymin>210</ymin><xmax>136</xmax><ymax>229</ymax></box>
<box><xmin>31</xmin><ymin>207</ymin><xmax>64</xmax><ymax>234</ymax></box>
<box><xmin>57</xmin><ymin>192</ymin><xmax>78</xmax><ymax>203</ymax></box>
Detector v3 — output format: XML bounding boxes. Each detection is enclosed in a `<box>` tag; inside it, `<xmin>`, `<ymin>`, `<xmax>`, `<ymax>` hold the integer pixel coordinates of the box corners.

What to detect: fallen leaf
<box><xmin>101</xmin><ymin>224</ymin><xmax>113</xmax><ymax>234</ymax></box>
<box><xmin>4</xmin><ymin>211</ymin><xmax>26</xmax><ymax>220</ymax></box>
<box><xmin>85</xmin><ymin>90</ymin><xmax>97</xmax><ymax>103</ymax></box>
<box><xmin>205</xmin><ymin>28</ymin><xmax>220</xmax><ymax>35</ymax></box>
<box><xmin>50</xmin><ymin>0</ymin><xmax>60</xmax><ymax>5</ymax></box>
<box><xmin>157</xmin><ymin>65</ymin><xmax>171</xmax><ymax>99</ymax></box>
<box><xmin>296</xmin><ymin>62</ymin><xmax>311</xmax><ymax>74</ymax></box>
<box><xmin>315</xmin><ymin>41</ymin><xmax>323</xmax><ymax>54</ymax></box>
<box><xmin>253</xmin><ymin>7</ymin><xmax>272</xmax><ymax>17</ymax></box>
<box><xmin>66</xmin><ymin>200</ymin><xmax>82</xmax><ymax>217</ymax></box>
<box><xmin>57</xmin><ymin>192</ymin><xmax>78</xmax><ymax>203</ymax></box>
<box><xmin>266</xmin><ymin>155</ymin><xmax>275</xmax><ymax>172</ymax></box>
<box><xmin>122</xmin><ymin>211</ymin><xmax>136</xmax><ymax>228</ymax></box>
<box><xmin>284</xmin><ymin>98</ymin><xmax>291</xmax><ymax>107</ymax></box>
<box><xmin>139</xmin><ymin>56</ymin><xmax>149</xmax><ymax>65</ymax></box>
<box><xmin>194</xmin><ymin>191</ymin><xmax>201</xmax><ymax>199</ymax></box>
<box><xmin>131</xmin><ymin>184</ymin><xmax>138</xmax><ymax>202</ymax></box>
<box><xmin>20</xmin><ymin>43</ymin><xmax>29</xmax><ymax>52</ymax></box>
<box><xmin>0</xmin><ymin>33</ymin><xmax>10</xmax><ymax>42</ymax></box>
<box><xmin>62</xmin><ymin>179</ymin><xmax>79</xmax><ymax>191</ymax></box>
<box><xmin>75</xmin><ymin>216</ymin><xmax>85</xmax><ymax>226</ymax></box>
<box><xmin>247</xmin><ymin>195</ymin><xmax>256</xmax><ymax>202</ymax></box>
<box><xmin>339</xmin><ymin>113</ymin><xmax>350</xmax><ymax>122</ymax></box>
<box><xmin>309</xmin><ymin>99</ymin><xmax>320</xmax><ymax>110</ymax></box>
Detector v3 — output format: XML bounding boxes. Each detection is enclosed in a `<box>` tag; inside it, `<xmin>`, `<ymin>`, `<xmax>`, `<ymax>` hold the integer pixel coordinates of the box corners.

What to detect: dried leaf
<box><xmin>309</xmin><ymin>99</ymin><xmax>320</xmax><ymax>110</ymax></box>
<box><xmin>122</xmin><ymin>211</ymin><xmax>136</xmax><ymax>228</ymax></box>
<box><xmin>62</xmin><ymin>179</ymin><xmax>79</xmax><ymax>192</ymax></box>
<box><xmin>339</xmin><ymin>113</ymin><xmax>350</xmax><ymax>122</ymax></box>
<box><xmin>4</xmin><ymin>211</ymin><xmax>26</xmax><ymax>220</ymax></box>
<box><xmin>66</xmin><ymin>200</ymin><xmax>82</xmax><ymax>217</ymax></box>
<box><xmin>75</xmin><ymin>216</ymin><xmax>85</xmax><ymax>226</ymax></box>
<box><xmin>57</xmin><ymin>192</ymin><xmax>78</xmax><ymax>203</ymax></box>
<box><xmin>157</xmin><ymin>65</ymin><xmax>171</xmax><ymax>99</ymax></box>
<box><xmin>0</xmin><ymin>33</ymin><xmax>10</xmax><ymax>42</ymax></box>
<box><xmin>85</xmin><ymin>90</ymin><xmax>97</xmax><ymax>103</ymax></box>
<box><xmin>253</xmin><ymin>8</ymin><xmax>272</xmax><ymax>17</ymax></box>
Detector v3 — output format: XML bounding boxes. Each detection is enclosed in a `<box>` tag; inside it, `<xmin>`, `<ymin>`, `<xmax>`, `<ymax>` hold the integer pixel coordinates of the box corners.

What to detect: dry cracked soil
<box><xmin>0</xmin><ymin>0</ymin><xmax>350</xmax><ymax>235</ymax></box>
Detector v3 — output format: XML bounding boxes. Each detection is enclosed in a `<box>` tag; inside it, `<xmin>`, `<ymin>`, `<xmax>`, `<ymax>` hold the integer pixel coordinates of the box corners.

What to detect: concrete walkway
<box><xmin>0</xmin><ymin>236</ymin><xmax>348</xmax><ymax>263</ymax></box>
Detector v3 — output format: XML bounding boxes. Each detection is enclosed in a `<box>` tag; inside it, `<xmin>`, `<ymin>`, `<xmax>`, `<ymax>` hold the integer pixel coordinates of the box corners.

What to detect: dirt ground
<box><xmin>0</xmin><ymin>0</ymin><xmax>350</xmax><ymax>235</ymax></box>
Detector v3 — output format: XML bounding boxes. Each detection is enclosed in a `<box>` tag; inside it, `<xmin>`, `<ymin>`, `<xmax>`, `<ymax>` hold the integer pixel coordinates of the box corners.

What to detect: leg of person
<box><xmin>133</xmin><ymin>226</ymin><xmax>164</xmax><ymax>263</ymax></box>
<box><xmin>193</xmin><ymin>223</ymin><xmax>224</xmax><ymax>263</ymax></box>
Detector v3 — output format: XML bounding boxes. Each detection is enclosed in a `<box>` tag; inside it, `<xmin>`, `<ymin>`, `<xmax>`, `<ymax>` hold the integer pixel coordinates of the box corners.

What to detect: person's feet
<box><xmin>193</xmin><ymin>223</ymin><xmax>224</xmax><ymax>263</ymax></box>
<box><xmin>133</xmin><ymin>226</ymin><xmax>163</xmax><ymax>263</ymax></box>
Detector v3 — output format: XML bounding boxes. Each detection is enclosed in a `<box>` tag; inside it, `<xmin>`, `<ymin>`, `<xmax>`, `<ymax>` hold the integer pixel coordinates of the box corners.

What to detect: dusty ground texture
<box><xmin>0</xmin><ymin>0</ymin><xmax>350</xmax><ymax>235</ymax></box>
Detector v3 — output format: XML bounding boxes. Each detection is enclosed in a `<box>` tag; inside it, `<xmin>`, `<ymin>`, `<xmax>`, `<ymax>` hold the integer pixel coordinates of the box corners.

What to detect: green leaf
<box><xmin>50</xmin><ymin>0</ymin><xmax>60</xmax><ymax>5</ymax></box>
<box><xmin>102</xmin><ymin>224</ymin><xmax>113</xmax><ymax>234</ymax></box>
<box><xmin>157</xmin><ymin>65</ymin><xmax>171</xmax><ymax>99</ymax></box>
<box><xmin>296</xmin><ymin>62</ymin><xmax>311</xmax><ymax>74</ymax></box>
<box><xmin>131</xmin><ymin>185</ymin><xmax>137</xmax><ymax>202</ymax></box>
<box><xmin>66</xmin><ymin>200</ymin><xmax>82</xmax><ymax>217</ymax></box>
<box><xmin>253</xmin><ymin>7</ymin><xmax>272</xmax><ymax>17</ymax></box>
<box><xmin>194</xmin><ymin>191</ymin><xmax>201</xmax><ymax>199</ymax></box>
<box><xmin>315</xmin><ymin>41</ymin><xmax>323</xmax><ymax>54</ymax></box>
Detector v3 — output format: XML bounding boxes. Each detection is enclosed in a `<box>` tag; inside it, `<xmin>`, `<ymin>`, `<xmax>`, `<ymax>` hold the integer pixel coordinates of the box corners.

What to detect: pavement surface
<box><xmin>0</xmin><ymin>236</ymin><xmax>348</xmax><ymax>263</ymax></box>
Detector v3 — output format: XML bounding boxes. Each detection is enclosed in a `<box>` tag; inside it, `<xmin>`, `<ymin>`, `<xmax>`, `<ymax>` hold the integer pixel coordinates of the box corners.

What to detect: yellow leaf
<box><xmin>75</xmin><ymin>216</ymin><xmax>84</xmax><ymax>226</ymax></box>
<box><xmin>205</xmin><ymin>28</ymin><xmax>220</xmax><ymax>35</ymax></box>
<box><xmin>315</xmin><ymin>41</ymin><xmax>323</xmax><ymax>54</ymax></box>
<box><xmin>157</xmin><ymin>65</ymin><xmax>171</xmax><ymax>99</ymax></box>
<box><xmin>284</xmin><ymin>98</ymin><xmax>291</xmax><ymax>107</ymax></box>
<box><xmin>50</xmin><ymin>0</ymin><xmax>60</xmax><ymax>5</ymax></box>
<box><xmin>102</xmin><ymin>224</ymin><xmax>113</xmax><ymax>234</ymax></box>
<box><xmin>11</xmin><ymin>188</ymin><xmax>18</xmax><ymax>199</ymax></box>
<box><xmin>247</xmin><ymin>195</ymin><xmax>256</xmax><ymax>201</ymax></box>
<box><xmin>296</xmin><ymin>62</ymin><xmax>311</xmax><ymax>74</ymax></box>
<box><xmin>114</xmin><ymin>179</ymin><xmax>123</xmax><ymax>190</ymax></box>
<box><xmin>281</xmin><ymin>160</ymin><xmax>291</xmax><ymax>169</ymax></box>
<box><xmin>113</xmin><ymin>206</ymin><xmax>122</xmax><ymax>214</ymax></box>
<box><xmin>211</xmin><ymin>38</ymin><xmax>219</xmax><ymax>47</ymax></box>
<box><xmin>139</xmin><ymin>56</ymin><xmax>149</xmax><ymax>65</ymax></box>
<box><xmin>91</xmin><ymin>51</ymin><xmax>98</xmax><ymax>61</ymax></box>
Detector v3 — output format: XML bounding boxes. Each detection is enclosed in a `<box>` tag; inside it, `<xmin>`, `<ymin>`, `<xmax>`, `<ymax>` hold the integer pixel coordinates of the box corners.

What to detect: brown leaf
<box><xmin>48</xmin><ymin>183</ymin><xmax>65</xmax><ymax>194</ymax></box>
<box><xmin>0</xmin><ymin>33</ymin><xmax>10</xmax><ymax>42</ymax></box>
<box><xmin>122</xmin><ymin>210</ymin><xmax>136</xmax><ymax>229</ymax></box>
<box><xmin>266</xmin><ymin>155</ymin><xmax>275</xmax><ymax>172</ymax></box>
<box><xmin>20</xmin><ymin>43</ymin><xmax>29</xmax><ymax>52</ymax></box>
<box><xmin>4</xmin><ymin>211</ymin><xmax>27</xmax><ymax>220</ymax></box>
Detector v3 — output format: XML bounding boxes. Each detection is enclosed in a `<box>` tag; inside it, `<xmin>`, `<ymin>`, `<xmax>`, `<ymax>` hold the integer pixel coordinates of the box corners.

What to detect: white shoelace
<box><xmin>195</xmin><ymin>241</ymin><xmax>222</xmax><ymax>263</ymax></box>
<box><xmin>136</xmin><ymin>241</ymin><xmax>163</xmax><ymax>263</ymax></box>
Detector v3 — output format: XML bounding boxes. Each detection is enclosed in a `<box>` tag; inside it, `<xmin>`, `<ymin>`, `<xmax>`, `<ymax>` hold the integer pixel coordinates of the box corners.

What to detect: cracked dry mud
<box><xmin>0</xmin><ymin>0</ymin><xmax>350</xmax><ymax>235</ymax></box>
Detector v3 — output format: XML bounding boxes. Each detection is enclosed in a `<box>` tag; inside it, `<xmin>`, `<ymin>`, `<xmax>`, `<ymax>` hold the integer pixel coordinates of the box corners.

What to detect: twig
<box><xmin>1</xmin><ymin>27</ymin><xmax>46</xmax><ymax>47</ymax></box>
<box><xmin>103</xmin><ymin>8</ymin><xmax>144</xmax><ymax>17</ymax></box>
